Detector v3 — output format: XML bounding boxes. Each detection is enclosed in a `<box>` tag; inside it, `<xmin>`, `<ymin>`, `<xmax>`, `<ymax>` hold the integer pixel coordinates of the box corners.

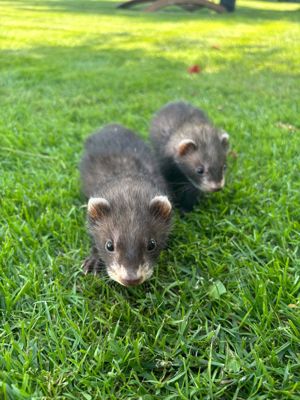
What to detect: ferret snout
<box><xmin>203</xmin><ymin>177</ymin><xmax>225</xmax><ymax>193</ymax></box>
<box><xmin>209</xmin><ymin>185</ymin><xmax>222</xmax><ymax>192</ymax></box>
<box><xmin>120</xmin><ymin>277</ymin><xmax>143</xmax><ymax>287</ymax></box>
<box><xmin>107</xmin><ymin>262</ymin><xmax>153</xmax><ymax>287</ymax></box>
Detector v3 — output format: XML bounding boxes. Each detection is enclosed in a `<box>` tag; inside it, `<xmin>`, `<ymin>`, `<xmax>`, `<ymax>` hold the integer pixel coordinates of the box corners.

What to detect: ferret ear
<box><xmin>149</xmin><ymin>195</ymin><xmax>172</xmax><ymax>220</ymax></box>
<box><xmin>220</xmin><ymin>131</ymin><xmax>230</xmax><ymax>149</ymax></box>
<box><xmin>88</xmin><ymin>197</ymin><xmax>110</xmax><ymax>220</ymax></box>
<box><xmin>177</xmin><ymin>139</ymin><xmax>197</xmax><ymax>157</ymax></box>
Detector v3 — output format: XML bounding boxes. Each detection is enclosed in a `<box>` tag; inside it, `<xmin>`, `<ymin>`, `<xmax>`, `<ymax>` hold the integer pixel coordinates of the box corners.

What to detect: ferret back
<box><xmin>80</xmin><ymin>124</ymin><xmax>166</xmax><ymax>198</ymax></box>
<box><xmin>150</xmin><ymin>101</ymin><xmax>209</xmax><ymax>147</ymax></box>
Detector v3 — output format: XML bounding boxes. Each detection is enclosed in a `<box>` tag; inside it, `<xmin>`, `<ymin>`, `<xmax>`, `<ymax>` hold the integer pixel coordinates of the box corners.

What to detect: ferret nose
<box><xmin>121</xmin><ymin>277</ymin><xmax>142</xmax><ymax>287</ymax></box>
<box><xmin>209</xmin><ymin>181</ymin><xmax>224</xmax><ymax>192</ymax></box>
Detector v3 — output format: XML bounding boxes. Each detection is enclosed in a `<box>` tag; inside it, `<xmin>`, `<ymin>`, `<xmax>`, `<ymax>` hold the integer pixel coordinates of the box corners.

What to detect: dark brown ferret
<box><xmin>150</xmin><ymin>101</ymin><xmax>230</xmax><ymax>211</ymax></box>
<box><xmin>80</xmin><ymin>124</ymin><xmax>172</xmax><ymax>287</ymax></box>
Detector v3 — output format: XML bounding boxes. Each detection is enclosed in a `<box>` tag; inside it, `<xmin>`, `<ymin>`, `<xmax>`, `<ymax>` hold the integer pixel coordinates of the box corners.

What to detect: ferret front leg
<box><xmin>82</xmin><ymin>246</ymin><xmax>101</xmax><ymax>275</ymax></box>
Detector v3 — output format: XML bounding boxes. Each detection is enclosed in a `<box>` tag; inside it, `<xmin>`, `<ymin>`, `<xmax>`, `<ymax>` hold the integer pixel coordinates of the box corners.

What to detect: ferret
<box><xmin>150</xmin><ymin>101</ymin><xmax>230</xmax><ymax>211</ymax></box>
<box><xmin>80</xmin><ymin>124</ymin><xmax>172</xmax><ymax>287</ymax></box>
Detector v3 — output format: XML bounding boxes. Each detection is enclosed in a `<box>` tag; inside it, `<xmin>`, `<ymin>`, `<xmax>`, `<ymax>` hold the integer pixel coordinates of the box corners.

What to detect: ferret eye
<box><xmin>105</xmin><ymin>240</ymin><xmax>114</xmax><ymax>252</ymax></box>
<box><xmin>147</xmin><ymin>239</ymin><xmax>157</xmax><ymax>252</ymax></box>
<box><xmin>196</xmin><ymin>165</ymin><xmax>205</xmax><ymax>175</ymax></box>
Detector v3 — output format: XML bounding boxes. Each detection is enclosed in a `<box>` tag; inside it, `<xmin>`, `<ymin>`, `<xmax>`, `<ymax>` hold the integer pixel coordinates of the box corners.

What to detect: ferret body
<box><xmin>150</xmin><ymin>101</ymin><xmax>230</xmax><ymax>211</ymax></box>
<box><xmin>80</xmin><ymin>124</ymin><xmax>172</xmax><ymax>287</ymax></box>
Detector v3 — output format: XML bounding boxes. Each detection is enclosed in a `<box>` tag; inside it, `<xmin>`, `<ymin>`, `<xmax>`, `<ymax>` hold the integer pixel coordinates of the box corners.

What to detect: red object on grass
<box><xmin>188</xmin><ymin>65</ymin><xmax>201</xmax><ymax>74</ymax></box>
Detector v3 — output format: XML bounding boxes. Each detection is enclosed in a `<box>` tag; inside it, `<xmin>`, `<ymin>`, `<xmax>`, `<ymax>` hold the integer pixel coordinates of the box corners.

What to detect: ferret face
<box><xmin>88</xmin><ymin>196</ymin><xmax>172</xmax><ymax>287</ymax></box>
<box><xmin>175</xmin><ymin>130</ymin><xmax>229</xmax><ymax>193</ymax></box>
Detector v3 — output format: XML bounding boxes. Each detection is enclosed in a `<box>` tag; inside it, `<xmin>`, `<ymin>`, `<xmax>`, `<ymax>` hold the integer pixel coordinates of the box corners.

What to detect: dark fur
<box><xmin>150</xmin><ymin>101</ymin><xmax>229</xmax><ymax>211</ymax></box>
<box><xmin>80</xmin><ymin>124</ymin><xmax>172</xmax><ymax>285</ymax></box>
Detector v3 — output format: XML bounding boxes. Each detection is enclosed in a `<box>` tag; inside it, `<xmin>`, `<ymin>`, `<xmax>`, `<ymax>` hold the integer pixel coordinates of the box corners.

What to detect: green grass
<box><xmin>1</xmin><ymin>0</ymin><xmax>300</xmax><ymax>398</ymax></box>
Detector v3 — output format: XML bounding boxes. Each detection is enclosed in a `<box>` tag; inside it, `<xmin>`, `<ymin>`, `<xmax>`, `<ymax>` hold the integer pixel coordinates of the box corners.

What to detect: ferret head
<box><xmin>173</xmin><ymin>126</ymin><xmax>229</xmax><ymax>193</ymax></box>
<box><xmin>87</xmin><ymin>194</ymin><xmax>172</xmax><ymax>287</ymax></box>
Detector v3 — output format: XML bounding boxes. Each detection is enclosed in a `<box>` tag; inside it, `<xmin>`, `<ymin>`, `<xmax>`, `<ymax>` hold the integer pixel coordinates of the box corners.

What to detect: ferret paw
<box><xmin>82</xmin><ymin>255</ymin><xmax>100</xmax><ymax>276</ymax></box>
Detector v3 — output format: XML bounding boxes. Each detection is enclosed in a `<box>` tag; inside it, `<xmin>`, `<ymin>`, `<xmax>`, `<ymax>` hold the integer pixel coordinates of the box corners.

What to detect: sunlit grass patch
<box><xmin>0</xmin><ymin>0</ymin><xmax>300</xmax><ymax>398</ymax></box>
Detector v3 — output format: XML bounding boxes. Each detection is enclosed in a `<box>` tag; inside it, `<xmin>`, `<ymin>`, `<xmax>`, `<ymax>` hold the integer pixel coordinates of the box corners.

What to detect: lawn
<box><xmin>0</xmin><ymin>0</ymin><xmax>300</xmax><ymax>398</ymax></box>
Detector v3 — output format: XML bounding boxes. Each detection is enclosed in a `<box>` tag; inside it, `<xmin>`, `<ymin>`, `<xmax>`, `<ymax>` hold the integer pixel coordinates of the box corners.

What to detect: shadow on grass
<box><xmin>0</xmin><ymin>35</ymin><xmax>298</xmax><ymax>157</ymax></box>
<box><xmin>0</xmin><ymin>35</ymin><xmax>296</xmax><ymax>82</ymax></box>
<box><xmin>8</xmin><ymin>0</ymin><xmax>300</xmax><ymax>22</ymax></box>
